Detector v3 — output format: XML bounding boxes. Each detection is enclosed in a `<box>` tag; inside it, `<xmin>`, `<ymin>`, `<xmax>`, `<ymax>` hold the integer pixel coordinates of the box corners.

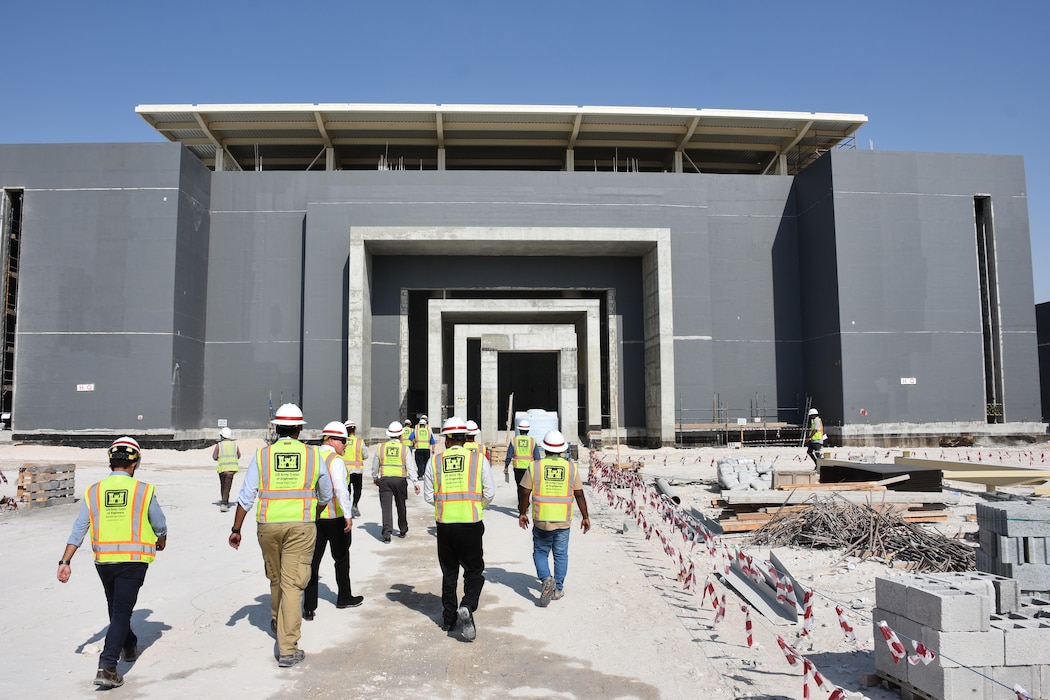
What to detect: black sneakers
<box><xmin>277</xmin><ymin>649</ymin><xmax>306</xmax><ymax>667</ymax></box>
<box><xmin>303</xmin><ymin>610</ymin><xmax>315</xmax><ymax>621</ymax></box>
<box><xmin>121</xmin><ymin>645</ymin><xmax>139</xmax><ymax>662</ymax></box>
<box><xmin>457</xmin><ymin>605</ymin><xmax>476</xmax><ymax>642</ymax></box>
<box><xmin>94</xmin><ymin>668</ymin><xmax>123</xmax><ymax>688</ymax></box>
<box><xmin>336</xmin><ymin>595</ymin><xmax>364</xmax><ymax>609</ymax></box>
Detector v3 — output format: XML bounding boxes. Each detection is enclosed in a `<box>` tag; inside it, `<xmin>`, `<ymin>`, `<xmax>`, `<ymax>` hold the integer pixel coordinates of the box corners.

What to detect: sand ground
<box><xmin>2</xmin><ymin>440</ymin><xmax>1046</xmax><ymax>699</ymax></box>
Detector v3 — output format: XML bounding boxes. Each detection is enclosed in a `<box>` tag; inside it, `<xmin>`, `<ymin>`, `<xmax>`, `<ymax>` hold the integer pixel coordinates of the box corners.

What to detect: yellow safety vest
<box><xmin>531</xmin><ymin>457</ymin><xmax>577</xmax><ymax>522</ymax></box>
<box><xmin>465</xmin><ymin>441</ymin><xmax>489</xmax><ymax>461</ymax></box>
<box><xmin>256</xmin><ymin>439</ymin><xmax>321</xmax><ymax>523</ymax></box>
<box><xmin>414</xmin><ymin>424</ymin><xmax>431</xmax><ymax>449</ymax></box>
<box><xmin>379</xmin><ymin>440</ymin><xmax>409</xmax><ymax>477</ymax></box>
<box><xmin>216</xmin><ymin>440</ymin><xmax>239</xmax><ymax>473</ymax></box>
<box><xmin>511</xmin><ymin>435</ymin><xmax>536</xmax><ymax>470</ymax></box>
<box><xmin>87</xmin><ymin>474</ymin><xmax>158</xmax><ymax>563</ymax></box>
<box><xmin>344</xmin><ymin>436</ymin><xmax>365</xmax><ymax>473</ymax></box>
<box><xmin>317</xmin><ymin>450</ymin><xmax>345</xmax><ymax>520</ymax></box>
<box><xmin>400</xmin><ymin>426</ymin><xmax>412</xmax><ymax>449</ymax></box>
<box><xmin>433</xmin><ymin>445</ymin><xmax>484</xmax><ymax>523</ymax></box>
<box><xmin>809</xmin><ymin>417</ymin><xmax>824</xmax><ymax>442</ymax></box>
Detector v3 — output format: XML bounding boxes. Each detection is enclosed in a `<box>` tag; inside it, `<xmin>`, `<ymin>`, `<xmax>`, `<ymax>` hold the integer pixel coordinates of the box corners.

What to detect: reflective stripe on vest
<box><xmin>433</xmin><ymin>446</ymin><xmax>484</xmax><ymax>523</ymax></box>
<box><xmin>317</xmin><ymin>451</ymin><xmax>345</xmax><ymax>519</ymax></box>
<box><xmin>413</xmin><ymin>425</ymin><xmax>430</xmax><ymax>449</ymax></box>
<box><xmin>344</xmin><ymin>436</ymin><xmax>365</xmax><ymax>472</ymax></box>
<box><xmin>216</xmin><ymin>440</ymin><xmax>239</xmax><ymax>473</ymax></box>
<box><xmin>401</xmin><ymin>426</ymin><xmax>412</xmax><ymax>448</ymax></box>
<box><xmin>256</xmin><ymin>440</ymin><xmax>320</xmax><ymax>523</ymax></box>
<box><xmin>531</xmin><ymin>457</ymin><xmax>577</xmax><ymax>522</ymax></box>
<box><xmin>379</xmin><ymin>440</ymin><xmax>408</xmax><ymax>477</ymax></box>
<box><xmin>87</xmin><ymin>475</ymin><xmax>158</xmax><ymax>563</ymax></box>
<box><xmin>512</xmin><ymin>435</ymin><xmax>536</xmax><ymax>470</ymax></box>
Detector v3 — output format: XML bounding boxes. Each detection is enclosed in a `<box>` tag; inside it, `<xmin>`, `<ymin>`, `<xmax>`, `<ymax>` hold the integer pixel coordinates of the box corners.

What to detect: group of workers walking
<box><xmin>56</xmin><ymin>405</ymin><xmax>590</xmax><ymax>688</ymax></box>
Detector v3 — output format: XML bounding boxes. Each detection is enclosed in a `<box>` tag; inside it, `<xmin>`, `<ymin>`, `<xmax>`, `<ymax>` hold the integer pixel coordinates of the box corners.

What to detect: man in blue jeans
<box><xmin>516</xmin><ymin>429</ymin><xmax>590</xmax><ymax>607</ymax></box>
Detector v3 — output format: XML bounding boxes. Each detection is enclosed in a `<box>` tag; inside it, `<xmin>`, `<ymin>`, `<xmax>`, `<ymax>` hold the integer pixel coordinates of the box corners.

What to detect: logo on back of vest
<box><xmin>544</xmin><ymin>465</ymin><xmax>566</xmax><ymax>482</ymax></box>
<box><xmin>385</xmin><ymin>445</ymin><xmax>401</xmax><ymax>459</ymax></box>
<box><xmin>275</xmin><ymin>454</ymin><xmax>301</xmax><ymax>472</ymax></box>
<box><xmin>105</xmin><ymin>489</ymin><xmax>129</xmax><ymax>507</ymax></box>
<box><xmin>443</xmin><ymin>454</ymin><xmax>465</xmax><ymax>473</ymax></box>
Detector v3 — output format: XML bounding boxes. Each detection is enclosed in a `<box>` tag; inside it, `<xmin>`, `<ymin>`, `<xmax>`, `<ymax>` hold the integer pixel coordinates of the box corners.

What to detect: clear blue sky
<box><xmin>5</xmin><ymin>1</ymin><xmax>1048</xmax><ymax>300</ymax></box>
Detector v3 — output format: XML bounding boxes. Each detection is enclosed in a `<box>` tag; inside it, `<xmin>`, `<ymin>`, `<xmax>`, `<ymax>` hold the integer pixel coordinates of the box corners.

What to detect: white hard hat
<box><xmin>109</xmin><ymin>436</ymin><xmax>141</xmax><ymax>459</ymax></box>
<box><xmin>387</xmin><ymin>421</ymin><xmax>404</xmax><ymax>438</ymax></box>
<box><xmin>541</xmin><ymin>430</ymin><xmax>568</xmax><ymax>453</ymax></box>
<box><xmin>419</xmin><ymin>415</ymin><xmax>428</xmax><ymax>424</ymax></box>
<box><xmin>808</xmin><ymin>408</ymin><xmax>819</xmax><ymax>416</ymax></box>
<box><xmin>404</xmin><ymin>419</ymin><xmax>412</xmax><ymax>426</ymax></box>
<box><xmin>344</xmin><ymin>419</ymin><xmax>356</xmax><ymax>430</ymax></box>
<box><xmin>272</xmin><ymin>403</ymin><xmax>306</xmax><ymax>426</ymax></box>
<box><xmin>465</xmin><ymin>419</ymin><xmax>480</xmax><ymax>436</ymax></box>
<box><xmin>518</xmin><ymin>419</ymin><xmax>531</xmax><ymax>431</ymax></box>
<box><xmin>322</xmin><ymin>421</ymin><xmax>349</xmax><ymax>440</ymax></box>
<box><xmin>441</xmin><ymin>416</ymin><xmax>469</xmax><ymax>435</ymax></box>
<box><xmin>219</xmin><ymin>427</ymin><xmax>233</xmax><ymax>440</ymax></box>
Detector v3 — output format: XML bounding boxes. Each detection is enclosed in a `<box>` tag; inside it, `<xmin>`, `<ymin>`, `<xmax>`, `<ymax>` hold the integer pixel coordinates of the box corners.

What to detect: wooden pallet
<box><xmin>876</xmin><ymin>671</ymin><xmax>939</xmax><ymax>700</ymax></box>
<box><xmin>17</xmin><ymin>463</ymin><xmax>76</xmax><ymax>508</ymax></box>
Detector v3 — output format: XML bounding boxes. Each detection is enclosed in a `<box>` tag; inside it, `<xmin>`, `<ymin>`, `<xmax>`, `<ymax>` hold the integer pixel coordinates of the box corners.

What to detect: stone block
<box><xmin>991</xmin><ymin>616</ymin><xmax>1050</xmax><ymax>666</ymax></box>
<box><xmin>922</xmin><ymin>571</ymin><xmax>1020</xmax><ymax>614</ymax></box>
<box><xmin>875</xmin><ymin>575</ymin><xmax>916</xmax><ymax>618</ymax></box>
<box><xmin>979</xmin><ymin>528</ymin><xmax>997</xmax><ymax>558</ymax></box>
<box><xmin>1026</xmin><ymin>537</ymin><xmax>1048</xmax><ymax>565</ymax></box>
<box><xmin>998</xmin><ymin>535</ymin><xmax>1021</xmax><ymax>564</ymax></box>
<box><xmin>920</xmin><ymin>626</ymin><xmax>1004</xmax><ymax>667</ymax></box>
<box><xmin>907</xmin><ymin>585</ymin><xmax>990</xmax><ymax>632</ymax></box>
<box><xmin>999</xmin><ymin>503</ymin><xmax>1050</xmax><ymax>537</ymax></box>
<box><xmin>872</xmin><ymin>608</ymin><xmax>921</xmax><ymax>683</ymax></box>
<box><xmin>976</xmin><ymin>502</ymin><xmax>1004</xmax><ymax>534</ymax></box>
<box><xmin>999</xmin><ymin>563</ymin><xmax>1050</xmax><ymax>593</ymax></box>
<box><xmin>908</xmin><ymin>662</ymin><xmax>990</xmax><ymax>700</ymax></box>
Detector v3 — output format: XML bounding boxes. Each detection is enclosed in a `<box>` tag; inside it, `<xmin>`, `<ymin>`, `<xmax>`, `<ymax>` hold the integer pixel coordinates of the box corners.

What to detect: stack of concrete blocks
<box><xmin>975</xmin><ymin>501</ymin><xmax>1050</xmax><ymax>593</ymax></box>
<box><xmin>874</xmin><ymin>572</ymin><xmax>1050</xmax><ymax>699</ymax></box>
<box><xmin>716</xmin><ymin>458</ymin><xmax>773</xmax><ymax>491</ymax></box>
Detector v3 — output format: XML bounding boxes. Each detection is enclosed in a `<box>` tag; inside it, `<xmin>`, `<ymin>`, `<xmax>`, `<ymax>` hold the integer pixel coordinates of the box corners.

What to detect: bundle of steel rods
<box><xmin>748</xmin><ymin>496</ymin><xmax>975</xmax><ymax>572</ymax></box>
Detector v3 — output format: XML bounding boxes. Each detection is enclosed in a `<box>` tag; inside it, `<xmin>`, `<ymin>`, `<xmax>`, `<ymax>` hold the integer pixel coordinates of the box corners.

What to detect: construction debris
<box><xmin>748</xmin><ymin>495</ymin><xmax>976</xmax><ymax>572</ymax></box>
<box><xmin>16</xmin><ymin>463</ymin><xmax>75</xmax><ymax>508</ymax></box>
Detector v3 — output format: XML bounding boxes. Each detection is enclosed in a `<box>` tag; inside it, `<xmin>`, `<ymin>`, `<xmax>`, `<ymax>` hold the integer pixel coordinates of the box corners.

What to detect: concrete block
<box><xmin>907</xmin><ymin>585</ymin><xmax>990</xmax><ymax>632</ymax></box>
<box><xmin>999</xmin><ymin>563</ymin><xmax>1050</xmax><ymax>593</ymax></box>
<box><xmin>991</xmin><ymin>617</ymin><xmax>1050</xmax><ymax>665</ymax></box>
<box><xmin>999</xmin><ymin>503</ymin><xmax>1050</xmax><ymax>537</ymax></box>
<box><xmin>1001</xmin><ymin>664</ymin><xmax>1042</xmax><ymax>700</ymax></box>
<box><xmin>908</xmin><ymin>662</ymin><xmax>990</xmax><ymax>700</ymax></box>
<box><xmin>975</xmin><ymin>548</ymin><xmax>996</xmax><ymax>576</ymax></box>
<box><xmin>1025</xmin><ymin>537</ymin><xmax>1047</xmax><ymax>565</ymax></box>
<box><xmin>993</xmin><ymin>576</ymin><xmax>1021</xmax><ymax>614</ymax></box>
<box><xmin>998</xmin><ymin>535</ymin><xmax>1021</xmax><ymax>564</ymax></box>
<box><xmin>922</xmin><ymin>571</ymin><xmax>1019</xmax><ymax>614</ymax></box>
<box><xmin>976</xmin><ymin>502</ymin><xmax>1002</xmax><ymax>534</ymax></box>
<box><xmin>875</xmin><ymin>575</ymin><xmax>916</xmax><ymax>618</ymax></box>
<box><xmin>920</xmin><ymin>626</ymin><xmax>1004</xmax><ymax>667</ymax></box>
<box><xmin>979</xmin><ymin>528</ymin><xmax>997</xmax><ymax>558</ymax></box>
<box><xmin>872</xmin><ymin>608</ymin><xmax>921</xmax><ymax>683</ymax></box>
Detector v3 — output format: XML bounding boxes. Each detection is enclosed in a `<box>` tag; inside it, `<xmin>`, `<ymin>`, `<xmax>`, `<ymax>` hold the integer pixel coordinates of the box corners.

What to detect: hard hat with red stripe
<box><xmin>541</xmin><ymin>430</ymin><xmax>568</xmax><ymax>453</ymax></box>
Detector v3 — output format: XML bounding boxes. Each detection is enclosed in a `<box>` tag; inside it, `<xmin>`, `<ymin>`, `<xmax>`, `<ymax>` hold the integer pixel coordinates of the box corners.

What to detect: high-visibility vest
<box><xmin>255</xmin><ymin>439</ymin><xmax>321</xmax><ymax>523</ymax></box>
<box><xmin>86</xmin><ymin>474</ymin><xmax>158</xmax><ymax>563</ymax></box>
<box><xmin>531</xmin><ymin>457</ymin><xmax>577</xmax><ymax>522</ymax></box>
<box><xmin>216</xmin><ymin>440</ymin><xmax>239</xmax><ymax>473</ymax></box>
<box><xmin>317</xmin><ymin>450</ymin><xmax>345</xmax><ymax>520</ymax></box>
<box><xmin>511</xmin><ymin>435</ymin><xmax>536</xmax><ymax>470</ymax></box>
<box><xmin>433</xmin><ymin>445</ymin><xmax>484</xmax><ymax>523</ymax></box>
<box><xmin>379</xmin><ymin>440</ymin><xmax>409</xmax><ymax>477</ymax></box>
<box><xmin>465</xmin><ymin>440</ymin><xmax>490</xmax><ymax>461</ymax></box>
<box><xmin>809</xmin><ymin>417</ymin><xmax>824</xmax><ymax>442</ymax></box>
<box><xmin>344</xmin><ymin>436</ymin><xmax>365</xmax><ymax>473</ymax></box>
<box><xmin>414</xmin><ymin>424</ymin><xmax>431</xmax><ymax>449</ymax></box>
<box><xmin>400</xmin><ymin>426</ymin><xmax>412</xmax><ymax>449</ymax></box>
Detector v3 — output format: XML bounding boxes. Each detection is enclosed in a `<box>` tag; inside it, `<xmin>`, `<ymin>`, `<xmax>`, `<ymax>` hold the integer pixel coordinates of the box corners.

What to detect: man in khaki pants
<box><xmin>229</xmin><ymin>404</ymin><xmax>338</xmax><ymax>667</ymax></box>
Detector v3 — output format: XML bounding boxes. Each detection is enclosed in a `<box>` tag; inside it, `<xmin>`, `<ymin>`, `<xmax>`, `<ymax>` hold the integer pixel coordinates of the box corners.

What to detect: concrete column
<box><xmin>214</xmin><ymin>148</ymin><xmax>225</xmax><ymax>172</ymax></box>
<box><xmin>778</xmin><ymin>153</ymin><xmax>788</xmax><ymax>176</ymax></box>
<box><xmin>673</xmin><ymin>151</ymin><xmax>683</xmax><ymax>173</ymax></box>
<box><xmin>326</xmin><ymin>147</ymin><xmax>335</xmax><ymax>171</ymax></box>
<box><xmin>437</xmin><ymin>149</ymin><xmax>446</xmax><ymax>171</ymax></box>
<box><xmin>565</xmin><ymin>148</ymin><xmax>575</xmax><ymax>172</ymax></box>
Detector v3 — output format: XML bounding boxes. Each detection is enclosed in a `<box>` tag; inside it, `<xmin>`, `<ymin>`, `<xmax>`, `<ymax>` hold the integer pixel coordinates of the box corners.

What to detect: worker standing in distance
<box><xmin>400</xmin><ymin>419</ymin><xmax>414</xmax><ymax>457</ymax></box>
<box><xmin>806</xmin><ymin>407</ymin><xmax>824</xmax><ymax>467</ymax></box>
<box><xmin>343</xmin><ymin>420</ymin><xmax>369</xmax><ymax>518</ymax></box>
<box><xmin>424</xmin><ymin>417</ymin><xmax>494</xmax><ymax>641</ymax></box>
<box><xmin>57</xmin><ymin>437</ymin><xmax>168</xmax><ymax>689</ymax></box>
<box><xmin>373</xmin><ymin>420</ymin><xmax>420</xmax><ymax>543</ymax></box>
<box><xmin>464</xmin><ymin>419</ymin><xmax>489</xmax><ymax>461</ymax></box>
<box><xmin>228</xmin><ymin>403</ymin><xmax>336</xmax><ymax>668</ymax></box>
<box><xmin>518</xmin><ymin>430</ymin><xmax>590</xmax><ymax>606</ymax></box>
<box><xmin>505</xmin><ymin>419</ymin><xmax>541</xmax><ymax>485</ymax></box>
<box><xmin>411</xmin><ymin>414</ymin><xmax>436</xmax><ymax>479</ymax></box>
<box><xmin>304</xmin><ymin>421</ymin><xmax>361</xmax><ymax>620</ymax></box>
<box><xmin>212</xmin><ymin>427</ymin><xmax>240</xmax><ymax>512</ymax></box>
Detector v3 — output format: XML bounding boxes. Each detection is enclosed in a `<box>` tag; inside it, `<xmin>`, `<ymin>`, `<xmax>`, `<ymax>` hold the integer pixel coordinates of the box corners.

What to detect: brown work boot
<box><xmin>552</xmin><ymin>588</ymin><xmax>564</xmax><ymax>601</ymax></box>
<box><xmin>94</xmin><ymin>668</ymin><xmax>124</xmax><ymax>688</ymax></box>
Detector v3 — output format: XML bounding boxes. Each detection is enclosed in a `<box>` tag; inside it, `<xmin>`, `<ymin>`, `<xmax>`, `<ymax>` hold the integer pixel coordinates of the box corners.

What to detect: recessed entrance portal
<box><xmin>499</xmin><ymin>352</ymin><xmax>558</xmax><ymax>414</ymax></box>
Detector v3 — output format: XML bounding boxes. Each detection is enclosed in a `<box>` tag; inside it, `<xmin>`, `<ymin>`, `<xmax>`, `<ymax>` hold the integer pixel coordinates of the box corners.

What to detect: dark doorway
<box><xmin>498</xmin><ymin>352</ymin><xmax>558</xmax><ymax>414</ymax></box>
<box><xmin>466</xmin><ymin>339</ymin><xmax>481</xmax><ymax>425</ymax></box>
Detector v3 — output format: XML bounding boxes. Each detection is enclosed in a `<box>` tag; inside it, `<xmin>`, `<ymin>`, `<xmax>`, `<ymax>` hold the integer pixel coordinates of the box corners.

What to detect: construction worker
<box><xmin>304</xmin><ymin>421</ymin><xmax>361</xmax><ymax>620</ymax></box>
<box><xmin>411</xmin><ymin>414</ymin><xmax>436</xmax><ymax>479</ymax></box>
<box><xmin>372</xmin><ymin>420</ymin><xmax>420</xmax><ymax>543</ymax></box>
<box><xmin>228</xmin><ymin>403</ymin><xmax>337</xmax><ymax>668</ymax></box>
<box><xmin>464</xmin><ymin>419</ymin><xmax>489</xmax><ymax>460</ymax></box>
<box><xmin>212</xmin><ymin>426</ymin><xmax>240</xmax><ymax>512</ymax></box>
<box><xmin>518</xmin><ymin>430</ymin><xmax>590</xmax><ymax>606</ymax></box>
<box><xmin>400</xmin><ymin>419</ymin><xmax>413</xmax><ymax>455</ymax></box>
<box><xmin>344</xmin><ymin>420</ymin><xmax>369</xmax><ymax>518</ymax></box>
<box><xmin>505</xmin><ymin>419</ymin><xmax>541</xmax><ymax>485</ymax></box>
<box><xmin>806</xmin><ymin>408</ymin><xmax>824</xmax><ymax>467</ymax></box>
<box><xmin>423</xmin><ymin>416</ymin><xmax>494</xmax><ymax>641</ymax></box>
<box><xmin>57</xmin><ymin>437</ymin><xmax>168</xmax><ymax>689</ymax></box>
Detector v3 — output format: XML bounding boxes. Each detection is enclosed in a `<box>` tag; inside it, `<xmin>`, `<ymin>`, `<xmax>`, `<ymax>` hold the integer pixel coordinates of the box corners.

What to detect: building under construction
<box><xmin>0</xmin><ymin>103</ymin><xmax>1042</xmax><ymax>446</ymax></box>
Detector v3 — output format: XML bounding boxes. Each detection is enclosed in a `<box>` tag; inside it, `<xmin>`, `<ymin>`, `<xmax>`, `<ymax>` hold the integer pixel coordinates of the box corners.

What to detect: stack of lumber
<box><xmin>17</xmin><ymin>463</ymin><xmax>76</xmax><ymax>508</ymax></box>
<box><xmin>713</xmin><ymin>478</ymin><xmax>958</xmax><ymax>532</ymax></box>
